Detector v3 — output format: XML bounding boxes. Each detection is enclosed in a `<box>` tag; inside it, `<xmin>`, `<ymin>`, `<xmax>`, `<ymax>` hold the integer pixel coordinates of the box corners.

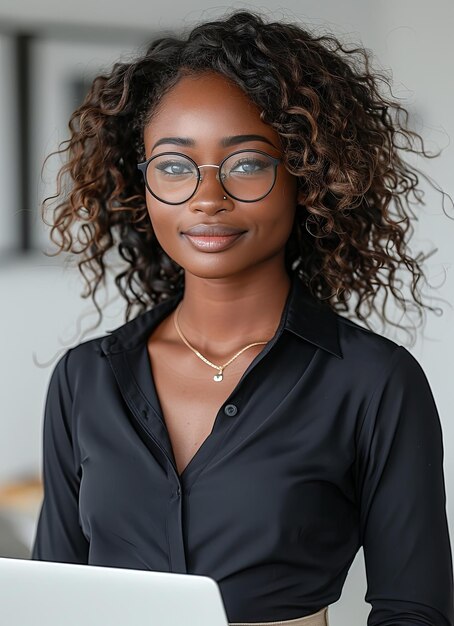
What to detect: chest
<box><xmin>146</xmin><ymin>339</ymin><xmax>265</xmax><ymax>476</ymax></box>
<box><xmin>78</xmin><ymin>338</ymin><xmax>359</xmax><ymax>554</ymax></box>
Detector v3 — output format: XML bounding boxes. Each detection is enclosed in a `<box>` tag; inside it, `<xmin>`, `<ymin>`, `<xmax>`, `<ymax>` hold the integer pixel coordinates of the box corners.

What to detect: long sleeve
<box><xmin>356</xmin><ymin>345</ymin><xmax>454</xmax><ymax>625</ymax></box>
<box><xmin>31</xmin><ymin>349</ymin><xmax>89</xmax><ymax>563</ymax></box>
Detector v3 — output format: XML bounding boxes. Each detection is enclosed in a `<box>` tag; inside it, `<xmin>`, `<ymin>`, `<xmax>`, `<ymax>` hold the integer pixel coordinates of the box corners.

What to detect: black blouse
<box><xmin>32</xmin><ymin>273</ymin><xmax>454</xmax><ymax>625</ymax></box>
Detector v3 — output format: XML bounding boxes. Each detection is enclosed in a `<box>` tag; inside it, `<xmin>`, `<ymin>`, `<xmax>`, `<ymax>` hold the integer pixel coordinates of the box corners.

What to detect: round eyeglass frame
<box><xmin>136</xmin><ymin>149</ymin><xmax>282</xmax><ymax>205</ymax></box>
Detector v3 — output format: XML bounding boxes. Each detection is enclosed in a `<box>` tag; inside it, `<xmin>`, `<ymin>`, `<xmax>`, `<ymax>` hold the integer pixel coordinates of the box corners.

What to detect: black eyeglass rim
<box><xmin>136</xmin><ymin>148</ymin><xmax>282</xmax><ymax>205</ymax></box>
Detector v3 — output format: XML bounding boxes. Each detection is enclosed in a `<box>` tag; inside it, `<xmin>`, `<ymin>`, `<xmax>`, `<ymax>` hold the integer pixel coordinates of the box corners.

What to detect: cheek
<box><xmin>263</xmin><ymin>181</ymin><xmax>298</xmax><ymax>235</ymax></box>
<box><xmin>146</xmin><ymin>201</ymin><xmax>174</xmax><ymax>243</ymax></box>
<box><xmin>145</xmin><ymin>205</ymin><xmax>184</xmax><ymax>262</ymax></box>
<box><xmin>269</xmin><ymin>210</ymin><xmax>297</xmax><ymax>244</ymax></box>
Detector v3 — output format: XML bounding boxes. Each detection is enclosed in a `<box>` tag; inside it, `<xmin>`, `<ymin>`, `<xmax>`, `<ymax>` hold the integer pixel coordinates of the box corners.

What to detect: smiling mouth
<box><xmin>182</xmin><ymin>232</ymin><xmax>245</xmax><ymax>252</ymax></box>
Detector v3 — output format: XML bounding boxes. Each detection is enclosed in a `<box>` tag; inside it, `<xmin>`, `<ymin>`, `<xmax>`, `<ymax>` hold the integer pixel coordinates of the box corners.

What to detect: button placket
<box><xmin>167</xmin><ymin>481</ymin><xmax>186</xmax><ymax>573</ymax></box>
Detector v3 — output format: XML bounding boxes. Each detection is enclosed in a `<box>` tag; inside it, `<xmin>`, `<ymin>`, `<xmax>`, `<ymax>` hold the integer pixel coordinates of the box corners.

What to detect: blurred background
<box><xmin>0</xmin><ymin>1</ymin><xmax>453</xmax><ymax>624</ymax></box>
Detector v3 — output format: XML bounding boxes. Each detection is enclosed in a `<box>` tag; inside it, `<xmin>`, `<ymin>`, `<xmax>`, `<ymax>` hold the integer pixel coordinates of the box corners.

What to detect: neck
<box><xmin>176</xmin><ymin>262</ymin><xmax>292</xmax><ymax>354</ymax></box>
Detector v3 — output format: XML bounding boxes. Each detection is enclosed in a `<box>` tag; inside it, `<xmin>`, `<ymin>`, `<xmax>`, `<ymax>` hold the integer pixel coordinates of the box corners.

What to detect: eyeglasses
<box><xmin>137</xmin><ymin>149</ymin><xmax>282</xmax><ymax>205</ymax></box>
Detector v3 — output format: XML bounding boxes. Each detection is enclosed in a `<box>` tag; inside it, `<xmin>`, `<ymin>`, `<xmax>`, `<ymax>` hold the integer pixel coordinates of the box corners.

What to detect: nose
<box><xmin>187</xmin><ymin>165</ymin><xmax>231</xmax><ymax>215</ymax></box>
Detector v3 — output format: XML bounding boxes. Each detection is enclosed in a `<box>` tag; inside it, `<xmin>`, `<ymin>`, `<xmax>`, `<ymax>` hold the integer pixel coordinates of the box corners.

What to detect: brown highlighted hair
<box><xmin>42</xmin><ymin>9</ymin><xmax>452</xmax><ymax>348</ymax></box>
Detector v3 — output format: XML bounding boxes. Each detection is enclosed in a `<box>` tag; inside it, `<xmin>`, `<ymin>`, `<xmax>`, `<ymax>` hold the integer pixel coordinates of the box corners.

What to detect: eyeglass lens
<box><xmin>145</xmin><ymin>151</ymin><xmax>276</xmax><ymax>203</ymax></box>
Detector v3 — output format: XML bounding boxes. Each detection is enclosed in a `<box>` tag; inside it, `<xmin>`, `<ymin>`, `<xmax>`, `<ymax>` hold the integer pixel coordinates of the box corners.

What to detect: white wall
<box><xmin>0</xmin><ymin>1</ymin><xmax>372</xmax><ymax>33</ymax></box>
<box><xmin>0</xmin><ymin>2</ymin><xmax>452</xmax><ymax>625</ymax></box>
<box><xmin>0</xmin><ymin>35</ymin><xmax>19</xmax><ymax>253</ymax></box>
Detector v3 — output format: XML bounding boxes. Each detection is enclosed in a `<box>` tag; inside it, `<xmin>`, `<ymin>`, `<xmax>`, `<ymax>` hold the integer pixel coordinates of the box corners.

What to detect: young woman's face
<box><xmin>142</xmin><ymin>71</ymin><xmax>301</xmax><ymax>280</ymax></box>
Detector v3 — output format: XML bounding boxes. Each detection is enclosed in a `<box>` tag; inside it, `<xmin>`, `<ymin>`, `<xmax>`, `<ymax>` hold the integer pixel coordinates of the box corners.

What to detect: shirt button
<box><xmin>224</xmin><ymin>403</ymin><xmax>238</xmax><ymax>417</ymax></box>
<box><xmin>172</xmin><ymin>486</ymin><xmax>181</xmax><ymax>499</ymax></box>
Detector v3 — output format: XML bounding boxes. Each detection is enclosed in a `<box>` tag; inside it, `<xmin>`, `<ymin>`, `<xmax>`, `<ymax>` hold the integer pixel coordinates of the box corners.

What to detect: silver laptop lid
<box><xmin>0</xmin><ymin>557</ymin><xmax>230</xmax><ymax>626</ymax></box>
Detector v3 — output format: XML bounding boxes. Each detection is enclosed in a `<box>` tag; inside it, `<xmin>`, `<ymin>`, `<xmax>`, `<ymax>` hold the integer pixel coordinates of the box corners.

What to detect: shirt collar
<box><xmin>100</xmin><ymin>273</ymin><xmax>342</xmax><ymax>359</ymax></box>
<box><xmin>285</xmin><ymin>274</ymin><xmax>342</xmax><ymax>358</ymax></box>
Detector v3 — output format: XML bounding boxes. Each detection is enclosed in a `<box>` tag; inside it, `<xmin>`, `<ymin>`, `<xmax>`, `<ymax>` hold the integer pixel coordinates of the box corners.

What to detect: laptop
<box><xmin>0</xmin><ymin>557</ymin><xmax>230</xmax><ymax>626</ymax></box>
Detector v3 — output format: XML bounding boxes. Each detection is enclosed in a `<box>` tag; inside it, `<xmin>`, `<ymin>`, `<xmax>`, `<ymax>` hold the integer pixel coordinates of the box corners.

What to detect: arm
<box><xmin>356</xmin><ymin>345</ymin><xmax>454</xmax><ymax>626</ymax></box>
<box><xmin>31</xmin><ymin>349</ymin><xmax>89</xmax><ymax>563</ymax></box>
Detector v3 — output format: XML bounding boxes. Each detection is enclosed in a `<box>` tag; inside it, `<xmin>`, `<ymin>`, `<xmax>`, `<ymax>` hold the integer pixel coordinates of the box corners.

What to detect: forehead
<box><xmin>143</xmin><ymin>72</ymin><xmax>281</xmax><ymax>151</ymax></box>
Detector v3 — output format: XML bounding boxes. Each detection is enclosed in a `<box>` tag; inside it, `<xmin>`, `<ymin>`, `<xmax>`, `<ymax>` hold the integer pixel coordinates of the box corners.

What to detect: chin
<box><xmin>181</xmin><ymin>264</ymin><xmax>242</xmax><ymax>281</ymax></box>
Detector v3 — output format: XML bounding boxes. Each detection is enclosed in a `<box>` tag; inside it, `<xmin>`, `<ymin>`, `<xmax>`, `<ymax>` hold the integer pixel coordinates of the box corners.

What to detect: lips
<box><xmin>181</xmin><ymin>224</ymin><xmax>246</xmax><ymax>252</ymax></box>
<box><xmin>182</xmin><ymin>224</ymin><xmax>246</xmax><ymax>236</ymax></box>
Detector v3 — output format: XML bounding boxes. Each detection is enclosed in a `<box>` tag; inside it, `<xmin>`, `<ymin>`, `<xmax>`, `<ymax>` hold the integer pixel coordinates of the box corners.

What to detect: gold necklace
<box><xmin>173</xmin><ymin>301</ymin><xmax>269</xmax><ymax>382</ymax></box>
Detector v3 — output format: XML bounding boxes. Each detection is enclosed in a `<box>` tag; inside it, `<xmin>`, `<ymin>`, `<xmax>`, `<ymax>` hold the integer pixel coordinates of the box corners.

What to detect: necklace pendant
<box><xmin>213</xmin><ymin>373</ymin><xmax>223</xmax><ymax>382</ymax></box>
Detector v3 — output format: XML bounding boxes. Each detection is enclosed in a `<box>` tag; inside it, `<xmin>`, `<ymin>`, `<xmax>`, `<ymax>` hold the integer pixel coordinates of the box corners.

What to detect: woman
<box><xmin>32</xmin><ymin>10</ymin><xmax>453</xmax><ymax>626</ymax></box>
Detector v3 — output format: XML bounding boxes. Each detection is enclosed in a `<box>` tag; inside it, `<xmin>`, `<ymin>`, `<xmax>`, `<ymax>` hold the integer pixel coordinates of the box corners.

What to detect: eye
<box><xmin>154</xmin><ymin>159</ymin><xmax>194</xmax><ymax>176</ymax></box>
<box><xmin>229</xmin><ymin>157</ymin><xmax>272</xmax><ymax>175</ymax></box>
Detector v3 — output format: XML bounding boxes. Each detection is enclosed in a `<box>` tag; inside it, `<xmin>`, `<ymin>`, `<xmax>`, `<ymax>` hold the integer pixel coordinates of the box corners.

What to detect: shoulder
<box><xmin>333</xmin><ymin>315</ymin><xmax>439</xmax><ymax>439</ymax></box>
<box><xmin>50</xmin><ymin>329</ymin><xmax>114</xmax><ymax>391</ymax></box>
<box><xmin>64</xmin><ymin>332</ymin><xmax>108</xmax><ymax>369</ymax></box>
<box><xmin>51</xmin><ymin>295</ymin><xmax>175</xmax><ymax>382</ymax></box>
<box><xmin>336</xmin><ymin>312</ymin><xmax>399</xmax><ymax>355</ymax></box>
<box><xmin>333</xmin><ymin>312</ymin><xmax>425</xmax><ymax>390</ymax></box>
<box><xmin>333</xmin><ymin>316</ymin><xmax>440</xmax><ymax>453</ymax></box>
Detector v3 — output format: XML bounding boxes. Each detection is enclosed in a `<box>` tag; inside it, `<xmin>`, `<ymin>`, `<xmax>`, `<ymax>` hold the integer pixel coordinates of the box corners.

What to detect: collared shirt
<box><xmin>32</xmin><ymin>272</ymin><xmax>454</xmax><ymax>625</ymax></box>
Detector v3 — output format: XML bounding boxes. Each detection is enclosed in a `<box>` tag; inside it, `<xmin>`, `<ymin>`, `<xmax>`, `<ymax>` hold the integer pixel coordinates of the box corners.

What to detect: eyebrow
<box><xmin>151</xmin><ymin>134</ymin><xmax>279</xmax><ymax>152</ymax></box>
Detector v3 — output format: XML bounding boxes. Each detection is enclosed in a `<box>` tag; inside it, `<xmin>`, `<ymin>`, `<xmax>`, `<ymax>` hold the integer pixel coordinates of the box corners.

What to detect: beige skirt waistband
<box><xmin>229</xmin><ymin>606</ymin><xmax>329</xmax><ymax>626</ymax></box>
